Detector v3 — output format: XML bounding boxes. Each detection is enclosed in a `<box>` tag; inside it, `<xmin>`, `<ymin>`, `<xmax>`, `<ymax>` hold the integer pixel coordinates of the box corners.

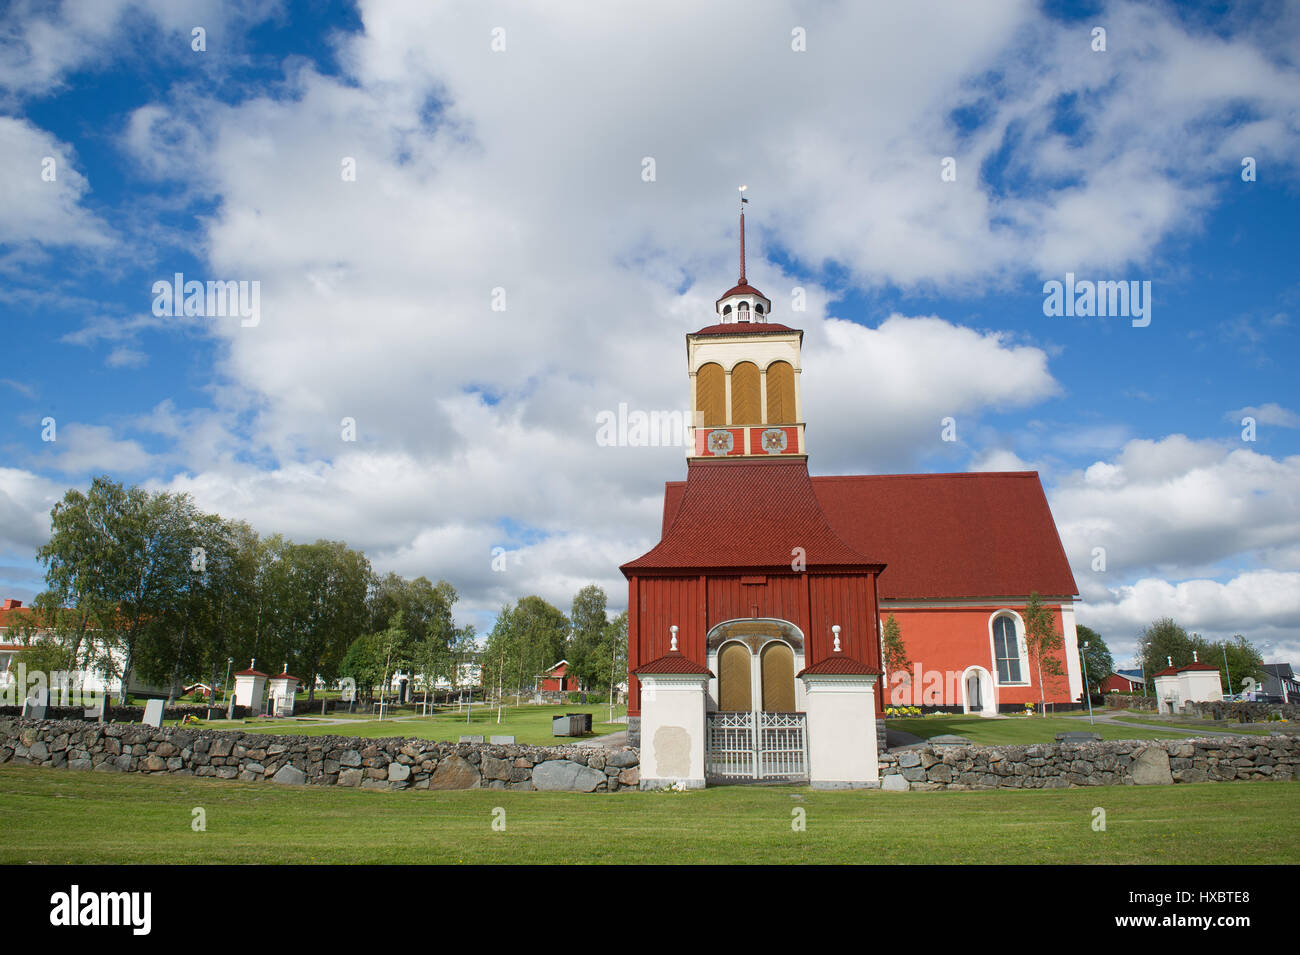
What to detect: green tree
<box><xmin>275</xmin><ymin>540</ymin><xmax>372</xmax><ymax>703</ymax></box>
<box><xmin>568</xmin><ymin>584</ymin><xmax>609</xmax><ymax>691</ymax></box>
<box><xmin>595</xmin><ymin>610</ymin><xmax>628</xmax><ymax>702</ymax></box>
<box><xmin>481</xmin><ymin>597</ymin><xmax>568</xmax><ymax>702</ymax></box>
<box><xmin>1206</xmin><ymin>633</ymin><xmax>1264</xmax><ymax>696</ymax></box>
<box><xmin>1138</xmin><ymin>617</ymin><xmax>1195</xmax><ymax>684</ymax></box>
<box><xmin>1076</xmin><ymin>625</ymin><xmax>1113</xmax><ymax>697</ymax></box>
<box><xmin>37</xmin><ymin>477</ymin><xmax>201</xmax><ymax>703</ymax></box>
<box><xmin>340</xmin><ymin>631</ymin><xmax>389</xmax><ymax>701</ymax></box>
<box><xmin>1022</xmin><ymin>592</ymin><xmax>1064</xmax><ymax>714</ymax></box>
<box><xmin>881</xmin><ymin>613</ymin><xmax>909</xmax><ymax>677</ymax></box>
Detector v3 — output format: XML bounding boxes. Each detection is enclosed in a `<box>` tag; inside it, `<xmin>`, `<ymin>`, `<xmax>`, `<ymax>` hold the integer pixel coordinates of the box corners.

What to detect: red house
<box><xmin>539</xmin><ymin>660</ymin><xmax>577</xmax><ymax>693</ymax></box>
<box><xmin>621</xmin><ymin>209</ymin><xmax>1082</xmax><ymax>771</ymax></box>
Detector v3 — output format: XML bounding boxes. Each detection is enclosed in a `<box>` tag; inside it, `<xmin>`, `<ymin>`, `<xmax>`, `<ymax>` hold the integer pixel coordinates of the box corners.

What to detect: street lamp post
<box><xmin>1222</xmin><ymin>644</ymin><xmax>1233</xmax><ymax>700</ymax></box>
<box><xmin>1079</xmin><ymin>641</ymin><xmax>1094</xmax><ymax>725</ymax></box>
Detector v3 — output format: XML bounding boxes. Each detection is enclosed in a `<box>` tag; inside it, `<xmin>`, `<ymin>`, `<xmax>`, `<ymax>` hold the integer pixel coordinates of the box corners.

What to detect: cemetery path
<box><xmin>1061</xmin><ymin>709</ymin><xmax>1284</xmax><ymax>739</ymax></box>
<box><xmin>582</xmin><ymin>730</ymin><xmax>629</xmax><ymax>748</ymax></box>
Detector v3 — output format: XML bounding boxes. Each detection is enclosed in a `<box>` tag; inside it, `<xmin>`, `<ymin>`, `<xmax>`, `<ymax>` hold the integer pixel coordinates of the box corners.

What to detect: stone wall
<box><xmin>1103</xmin><ymin>694</ymin><xmax>1157</xmax><ymax>711</ymax></box>
<box><xmin>0</xmin><ymin>703</ymin><xmax>249</xmax><ymax>722</ymax></box>
<box><xmin>878</xmin><ymin>735</ymin><xmax>1299</xmax><ymax>791</ymax></box>
<box><xmin>1181</xmin><ymin>700</ymin><xmax>1300</xmax><ymax>722</ymax></box>
<box><xmin>0</xmin><ymin>718</ymin><xmax>639</xmax><ymax>792</ymax></box>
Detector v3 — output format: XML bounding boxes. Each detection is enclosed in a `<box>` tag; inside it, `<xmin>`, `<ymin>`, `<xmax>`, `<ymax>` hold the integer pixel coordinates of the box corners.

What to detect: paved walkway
<box><xmin>1059</xmin><ymin>709</ymin><xmax>1289</xmax><ymax>739</ymax></box>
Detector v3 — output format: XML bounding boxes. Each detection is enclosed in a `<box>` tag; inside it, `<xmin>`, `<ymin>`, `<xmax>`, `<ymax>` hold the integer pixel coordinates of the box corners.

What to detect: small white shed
<box><xmin>1153</xmin><ymin>653</ymin><xmax>1223</xmax><ymax>714</ymax></box>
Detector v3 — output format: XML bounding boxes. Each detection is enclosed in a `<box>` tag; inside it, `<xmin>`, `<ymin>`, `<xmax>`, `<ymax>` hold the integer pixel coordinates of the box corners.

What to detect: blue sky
<box><xmin>2</xmin><ymin>0</ymin><xmax>1298</xmax><ymax>667</ymax></box>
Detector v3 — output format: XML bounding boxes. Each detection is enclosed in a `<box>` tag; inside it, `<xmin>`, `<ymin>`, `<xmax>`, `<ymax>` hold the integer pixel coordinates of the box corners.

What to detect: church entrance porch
<box><xmin>705</xmin><ymin>619</ymin><xmax>809</xmax><ymax>782</ymax></box>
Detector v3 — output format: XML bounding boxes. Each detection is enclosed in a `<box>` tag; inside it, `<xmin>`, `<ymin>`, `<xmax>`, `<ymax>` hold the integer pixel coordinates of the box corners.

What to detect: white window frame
<box><xmin>988</xmin><ymin>610</ymin><xmax>1030</xmax><ymax>687</ymax></box>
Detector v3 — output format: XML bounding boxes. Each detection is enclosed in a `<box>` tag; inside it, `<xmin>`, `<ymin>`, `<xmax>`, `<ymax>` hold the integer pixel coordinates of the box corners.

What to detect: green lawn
<box><xmin>888</xmin><ymin>714</ymin><xmax>1198</xmax><ymax>744</ymax></box>
<box><xmin>0</xmin><ymin>765</ymin><xmax>1294</xmax><ymax>864</ymax></box>
<box><xmin>178</xmin><ymin>703</ymin><xmax>627</xmax><ymax>746</ymax></box>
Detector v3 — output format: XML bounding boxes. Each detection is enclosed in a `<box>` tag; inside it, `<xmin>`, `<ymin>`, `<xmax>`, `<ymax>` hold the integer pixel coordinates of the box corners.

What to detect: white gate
<box><xmin>706</xmin><ymin>711</ymin><xmax>808</xmax><ymax>782</ymax></box>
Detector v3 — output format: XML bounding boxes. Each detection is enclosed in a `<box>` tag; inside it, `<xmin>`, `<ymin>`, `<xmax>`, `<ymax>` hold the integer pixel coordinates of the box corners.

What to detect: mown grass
<box><xmin>0</xmin><ymin>765</ymin><xmax>1294</xmax><ymax>864</ymax></box>
<box><xmin>887</xmin><ymin>714</ymin><xmax>1194</xmax><ymax>744</ymax></box>
<box><xmin>180</xmin><ymin>703</ymin><xmax>627</xmax><ymax>745</ymax></box>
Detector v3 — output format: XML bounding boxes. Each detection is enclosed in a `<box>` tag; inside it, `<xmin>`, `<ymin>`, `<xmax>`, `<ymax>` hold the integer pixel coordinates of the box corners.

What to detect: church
<box><xmin>621</xmin><ymin>207</ymin><xmax>1081</xmax><ymax>789</ymax></box>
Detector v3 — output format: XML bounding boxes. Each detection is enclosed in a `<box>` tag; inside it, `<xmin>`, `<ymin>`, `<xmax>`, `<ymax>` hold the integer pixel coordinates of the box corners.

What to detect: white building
<box><xmin>1152</xmin><ymin>653</ymin><xmax>1224</xmax><ymax>714</ymax></box>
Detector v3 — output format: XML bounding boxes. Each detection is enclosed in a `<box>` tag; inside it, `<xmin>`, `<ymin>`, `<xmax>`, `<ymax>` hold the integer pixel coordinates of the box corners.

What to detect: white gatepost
<box><xmin>634</xmin><ymin>629</ymin><xmax>712</xmax><ymax>790</ymax></box>
<box><xmin>798</xmin><ymin>638</ymin><xmax>881</xmax><ymax>789</ymax></box>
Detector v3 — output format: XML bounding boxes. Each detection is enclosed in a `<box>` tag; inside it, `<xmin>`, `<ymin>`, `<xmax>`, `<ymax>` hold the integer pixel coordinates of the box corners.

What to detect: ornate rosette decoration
<box><xmin>708</xmin><ymin>429</ymin><xmax>734</xmax><ymax>454</ymax></box>
<box><xmin>761</xmin><ymin>428</ymin><xmax>788</xmax><ymax>453</ymax></box>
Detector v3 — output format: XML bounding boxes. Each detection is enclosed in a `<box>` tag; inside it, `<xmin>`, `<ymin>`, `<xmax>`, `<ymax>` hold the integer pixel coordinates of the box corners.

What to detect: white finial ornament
<box><xmin>1192</xmin><ymin>650</ymin><xmax>1198</xmax><ymax>663</ymax></box>
<box><xmin>1167</xmin><ymin>656</ymin><xmax>1173</xmax><ymax>667</ymax></box>
<box><xmin>832</xmin><ymin>624</ymin><xmax>841</xmax><ymax>653</ymax></box>
<box><xmin>670</xmin><ymin>625</ymin><xmax>679</xmax><ymax>652</ymax></box>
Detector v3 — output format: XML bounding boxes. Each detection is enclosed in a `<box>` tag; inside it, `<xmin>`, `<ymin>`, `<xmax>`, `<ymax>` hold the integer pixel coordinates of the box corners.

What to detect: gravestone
<box><xmin>226</xmin><ymin>694</ymin><xmax>236</xmax><ymax>720</ymax></box>
<box><xmin>142</xmin><ymin>699</ymin><xmax>165</xmax><ymax>728</ymax></box>
<box><xmin>84</xmin><ymin>695</ymin><xmax>106</xmax><ymax>722</ymax></box>
<box><xmin>489</xmin><ymin>735</ymin><xmax>516</xmax><ymax>744</ymax></box>
<box><xmin>459</xmin><ymin>735</ymin><xmax>485</xmax><ymax>743</ymax></box>
<box><xmin>21</xmin><ymin>698</ymin><xmax>47</xmax><ymax>720</ymax></box>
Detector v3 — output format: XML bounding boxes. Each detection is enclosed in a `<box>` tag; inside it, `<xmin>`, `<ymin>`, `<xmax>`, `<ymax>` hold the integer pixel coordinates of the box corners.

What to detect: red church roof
<box><xmin>691</xmin><ymin>321</ymin><xmax>796</xmax><ymax>336</ymax></box>
<box><xmin>623</xmin><ymin>458</ymin><xmax>879</xmax><ymax>573</ymax></box>
<box><xmin>656</xmin><ymin>470</ymin><xmax>1077</xmax><ymax>599</ymax></box>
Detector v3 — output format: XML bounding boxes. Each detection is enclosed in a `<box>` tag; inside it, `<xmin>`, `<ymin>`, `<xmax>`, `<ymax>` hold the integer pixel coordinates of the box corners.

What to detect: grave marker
<box><xmin>143</xmin><ymin>699</ymin><xmax>165</xmax><ymax>728</ymax></box>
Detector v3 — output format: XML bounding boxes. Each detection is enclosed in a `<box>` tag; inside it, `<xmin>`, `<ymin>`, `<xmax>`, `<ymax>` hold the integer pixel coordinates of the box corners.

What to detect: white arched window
<box><xmin>992</xmin><ymin>615</ymin><xmax>1025</xmax><ymax>684</ymax></box>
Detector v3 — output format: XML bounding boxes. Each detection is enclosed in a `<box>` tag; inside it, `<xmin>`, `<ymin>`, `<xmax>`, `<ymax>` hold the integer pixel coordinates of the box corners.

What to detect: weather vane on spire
<box><xmin>738</xmin><ymin>185</ymin><xmax>749</xmax><ymax>284</ymax></box>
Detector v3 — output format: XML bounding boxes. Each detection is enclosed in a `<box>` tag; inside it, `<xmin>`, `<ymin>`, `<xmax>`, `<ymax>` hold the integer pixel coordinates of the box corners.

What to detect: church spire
<box><xmin>715</xmin><ymin>188</ymin><xmax>769</xmax><ymax>323</ymax></box>
<box><xmin>738</xmin><ymin>185</ymin><xmax>748</xmax><ymax>285</ymax></box>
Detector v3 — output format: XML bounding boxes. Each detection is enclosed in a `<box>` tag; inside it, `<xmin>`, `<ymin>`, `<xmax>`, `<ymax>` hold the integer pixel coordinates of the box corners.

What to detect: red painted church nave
<box><xmin>621</xmin><ymin>209</ymin><xmax>1082</xmax><ymax>748</ymax></box>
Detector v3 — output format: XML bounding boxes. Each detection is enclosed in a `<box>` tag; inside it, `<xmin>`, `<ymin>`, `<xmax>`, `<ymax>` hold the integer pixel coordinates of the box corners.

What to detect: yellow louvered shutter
<box><xmin>696</xmin><ymin>363</ymin><xmax>725</xmax><ymax>426</ymax></box>
<box><xmin>731</xmin><ymin>361</ymin><xmax>760</xmax><ymax>425</ymax></box>
<box><xmin>765</xmin><ymin>360</ymin><xmax>795</xmax><ymax>424</ymax></box>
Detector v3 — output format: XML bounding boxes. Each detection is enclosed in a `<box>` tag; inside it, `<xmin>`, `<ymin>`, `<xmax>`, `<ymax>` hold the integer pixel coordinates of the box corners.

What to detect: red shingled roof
<box><xmin>235</xmin><ymin>668</ymin><xmax>269</xmax><ymax>678</ymax></box>
<box><xmin>692</xmin><ymin>321</ymin><xmax>796</xmax><ymax>336</ymax></box>
<box><xmin>657</xmin><ymin>470</ymin><xmax>1077</xmax><ymax>599</ymax></box>
<box><xmin>624</xmin><ymin>458</ymin><xmax>879</xmax><ymax>573</ymax></box>
<box><xmin>715</xmin><ymin>282</ymin><xmax>771</xmax><ymax>304</ymax></box>
<box><xmin>633</xmin><ymin>651</ymin><xmax>713</xmax><ymax>676</ymax></box>
<box><xmin>797</xmin><ymin>655</ymin><xmax>882</xmax><ymax>677</ymax></box>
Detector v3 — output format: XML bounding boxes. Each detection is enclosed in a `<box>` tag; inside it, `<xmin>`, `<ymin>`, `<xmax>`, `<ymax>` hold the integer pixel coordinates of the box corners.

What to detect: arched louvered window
<box><xmin>696</xmin><ymin>362</ymin><xmax>725</xmax><ymax>427</ymax></box>
<box><xmin>718</xmin><ymin>643</ymin><xmax>752</xmax><ymax>712</ymax></box>
<box><xmin>765</xmin><ymin>360</ymin><xmax>795</xmax><ymax>424</ymax></box>
<box><xmin>730</xmin><ymin>361</ymin><xmax>760</xmax><ymax>425</ymax></box>
<box><xmin>760</xmin><ymin>642</ymin><xmax>796</xmax><ymax>712</ymax></box>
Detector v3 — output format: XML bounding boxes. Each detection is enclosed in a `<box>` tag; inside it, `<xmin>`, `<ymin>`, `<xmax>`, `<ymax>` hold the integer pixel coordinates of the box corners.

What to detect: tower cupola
<box><xmin>687</xmin><ymin>195</ymin><xmax>805</xmax><ymax>460</ymax></box>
